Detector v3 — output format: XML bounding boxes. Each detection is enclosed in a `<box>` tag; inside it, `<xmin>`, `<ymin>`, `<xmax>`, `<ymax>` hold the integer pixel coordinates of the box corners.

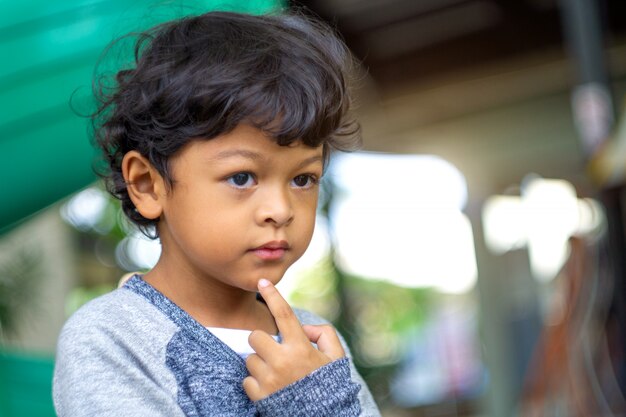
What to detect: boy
<box><xmin>53</xmin><ymin>9</ymin><xmax>381</xmax><ymax>417</ymax></box>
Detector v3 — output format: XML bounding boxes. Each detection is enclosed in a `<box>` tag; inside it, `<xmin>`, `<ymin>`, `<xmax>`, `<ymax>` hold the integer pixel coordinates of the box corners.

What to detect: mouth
<box><xmin>250</xmin><ymin>240</ymin><xmax>290</xmax><ymax>261</ymax></box>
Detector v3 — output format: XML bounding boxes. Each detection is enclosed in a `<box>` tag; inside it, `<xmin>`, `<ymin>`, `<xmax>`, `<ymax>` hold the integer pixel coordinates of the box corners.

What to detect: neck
<box><xmin>142</xmin><ymin>261</ymin><xmax>276</xmax><ymax>334</ymax></box>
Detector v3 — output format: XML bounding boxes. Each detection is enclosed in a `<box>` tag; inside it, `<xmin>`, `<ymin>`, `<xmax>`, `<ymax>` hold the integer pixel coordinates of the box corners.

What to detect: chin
<box><xmin>251</xmin><ymin>271</ymin><xmax>285</xmax><ymax>288</ymax></box>
<box><xmin>238</xmin><ymin>278</ymin><xmax>272</xmax><ymax>293</ymax></box>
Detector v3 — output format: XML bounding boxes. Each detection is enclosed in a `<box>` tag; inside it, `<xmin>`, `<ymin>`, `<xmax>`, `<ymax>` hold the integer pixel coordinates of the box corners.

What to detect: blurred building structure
<box><xmin>294</xmin><ymin>0</ymin><xmax>626</xmax><ymax>416</ymax></box>
<box><xmin>295</xmin><ymin>0</ymin><xmax>626</xmax><ymax>188</ymax></box>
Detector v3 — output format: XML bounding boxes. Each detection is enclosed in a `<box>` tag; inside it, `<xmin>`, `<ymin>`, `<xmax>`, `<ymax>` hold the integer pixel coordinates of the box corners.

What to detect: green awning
<box><xmin>0</xmin><ymin>0</ymin><xmax>281</xmax><ymax>233</ymax></box>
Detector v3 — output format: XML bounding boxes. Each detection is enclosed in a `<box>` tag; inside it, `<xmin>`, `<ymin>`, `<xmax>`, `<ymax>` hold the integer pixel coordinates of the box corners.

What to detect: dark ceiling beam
<box><xmin>292</xmin><ymin>0</ymin><xmax>626</xmax><ymax>92</ymax></box>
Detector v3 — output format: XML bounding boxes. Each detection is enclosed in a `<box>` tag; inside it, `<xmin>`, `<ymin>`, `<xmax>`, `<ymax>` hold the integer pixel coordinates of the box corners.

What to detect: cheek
<box><xmin>168</xmin><ymin>194</ymin><xmax>241</xmax><ymax>249</ymax></box>
<box><xmin>295</xmin><ymin>198</ymin><xmax>318</xmax><ymax>243</ymax></box>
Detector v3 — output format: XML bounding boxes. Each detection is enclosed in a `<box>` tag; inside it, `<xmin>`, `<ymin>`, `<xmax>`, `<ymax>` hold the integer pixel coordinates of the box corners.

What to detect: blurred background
<box><xmin>1</xmin><ymin>0</ymin><xmax>626</xmax><ymax>416</ymax></box>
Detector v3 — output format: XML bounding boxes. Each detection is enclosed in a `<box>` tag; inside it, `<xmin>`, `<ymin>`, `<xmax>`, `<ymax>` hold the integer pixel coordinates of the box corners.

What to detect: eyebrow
<box><xmin>295</xmin><ymin>155</ymin><xmax>324</xmax><ymax>171</ymax></box>
<box><xmin>210</xmin><ymin>149</ymin><xmax>264</xmax><ymax>162</ymax></box>
<box><xmin>209</xmin><ymin>149</ymin><xmax>323</xmax><ymax>170</ymax></box>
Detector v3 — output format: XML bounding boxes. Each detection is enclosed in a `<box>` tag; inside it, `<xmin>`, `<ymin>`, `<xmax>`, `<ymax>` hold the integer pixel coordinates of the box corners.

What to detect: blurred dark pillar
<box><xmin>560</xmin><ymin>0</ymin><xmax>614</xmax><ymax>158</ymax></box>
<box><xmin>561</xmin><ymin>0</ymin><xmax>626</xmax><ymax>401</ymax></box>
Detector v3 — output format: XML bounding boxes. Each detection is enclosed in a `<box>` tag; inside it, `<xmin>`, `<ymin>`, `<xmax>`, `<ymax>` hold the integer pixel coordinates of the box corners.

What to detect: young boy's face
<box><xmin>157</xmin><ymin>124</ymin><xmax>323</xmax><ymax>292</ymax></box>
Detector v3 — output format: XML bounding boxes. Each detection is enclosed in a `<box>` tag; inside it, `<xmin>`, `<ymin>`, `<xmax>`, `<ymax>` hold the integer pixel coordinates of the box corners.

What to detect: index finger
<box><xmin>258</xmin><ymin>279</ymin><xmax>308</xmax><ymax>342</ymax></box>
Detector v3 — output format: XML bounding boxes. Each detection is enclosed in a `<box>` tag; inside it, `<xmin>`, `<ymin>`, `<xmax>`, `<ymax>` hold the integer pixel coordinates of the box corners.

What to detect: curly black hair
<box><xmin>92</xmin><ymin>10</ymin><xmax>360</xmax><ymax>238</ymax></box>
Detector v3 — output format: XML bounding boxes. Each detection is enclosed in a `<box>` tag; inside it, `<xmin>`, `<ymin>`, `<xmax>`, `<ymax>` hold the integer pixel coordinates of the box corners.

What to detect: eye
<box><xmin>227</xmin><ymin>172</ymin><xmax>256</xmax><ymax>189</ymax></box>
<box><xmin>291</xmin><ymin>174</ymin><xmax>319</xmax><ymax>189</ymax></box>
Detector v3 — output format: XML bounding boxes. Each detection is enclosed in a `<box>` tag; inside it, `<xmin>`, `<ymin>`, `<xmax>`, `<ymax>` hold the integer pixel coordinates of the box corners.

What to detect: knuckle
<box><xmin>248</xmin><ymin>330</ymin><xmax>262</xmax><ymax>343</ymax></box>
<box><xmin>307</xmin><ymin>349</ymin><xmax>322</xmax><ymax>363</ymax></box>
<box><xmin>265</xmin><ymin>372</ymin><xmax>278</xmax><ymax>388</ymax></box>
<box><xmin>242</xmin><ymin>376</ymin><xmax>254</xmax><ymax>391</ymax></box>
<box><xmin>322</xmin><ymin>325</ymin><xmax>339</xmax><ymax>338</ymax></box>
<box><xmin>320</xmin><ymin>324</ymin><xmax>334</xmax><ymax>332</ymax></box>
<box><xmin>289</xmin><ymin>346</ymin><xmax>310</xmax><ymax>361</ymax></box>
<box><xmin>293</xmin><ymin>344</ymin><xmax>309</xmax><ymax>356</ymax></box>
<box><xmin>246</xmin><ymin>354</ymin><xmax>257</xmax><ymax>367</ymax></box>
<box><xmin>242</xmin><ymin>378</ymin><xmax>258</xmax><ymax>399</ymax></box>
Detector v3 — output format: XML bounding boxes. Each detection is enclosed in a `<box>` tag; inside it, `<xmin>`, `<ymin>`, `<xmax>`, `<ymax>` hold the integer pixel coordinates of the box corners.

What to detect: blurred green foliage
<box><xmin>0</xmin><ymin>248</ymin><xmax>42</xmax><ymax>341</ymax></box>
<box><xmin>344</xmin><ymin>274</ymin><xmax>433</xmax><ymax>336</ymax></box>
<box><xmin>289</xmin><ymin>257</ymin><xmax>341</xmax><ymax>321</ymax></box>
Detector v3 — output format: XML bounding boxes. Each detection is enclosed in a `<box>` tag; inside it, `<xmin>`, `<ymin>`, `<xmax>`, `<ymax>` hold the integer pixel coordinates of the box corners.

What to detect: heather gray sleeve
<box><xmin>293</xmin><ymin>309</ymin><xmax>382</xmax><ymax>417</ymax></box>
<box><xmin>348</xmin><ymin>357</ymin><xmax>381</xmax><ymax>417</ymax></box>
<box><xmin>53</xmin><ymin>290</ymin><xmax>185</xmax><ymax>417</ymax></box>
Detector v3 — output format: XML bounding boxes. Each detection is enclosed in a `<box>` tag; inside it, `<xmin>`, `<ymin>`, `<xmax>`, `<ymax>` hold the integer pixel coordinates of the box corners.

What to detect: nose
<box><xmin>256</xmin><ymin>186</ymin><xmax>294</xmax><ymax>227</ymax></box>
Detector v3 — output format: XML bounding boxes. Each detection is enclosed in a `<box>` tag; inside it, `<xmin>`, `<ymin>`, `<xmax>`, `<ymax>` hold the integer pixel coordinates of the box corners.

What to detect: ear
<box><xmin>121</xmin><ymin>151</ymin><xmax>166</xmax><ymax>220</ymax></box>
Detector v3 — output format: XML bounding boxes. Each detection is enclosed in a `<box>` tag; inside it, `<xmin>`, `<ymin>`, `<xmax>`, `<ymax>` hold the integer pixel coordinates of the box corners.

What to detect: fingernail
<box><xmin>258</xmin><ymin>278</ymin><xmax>271</xmax><ymax>288</ymax></box>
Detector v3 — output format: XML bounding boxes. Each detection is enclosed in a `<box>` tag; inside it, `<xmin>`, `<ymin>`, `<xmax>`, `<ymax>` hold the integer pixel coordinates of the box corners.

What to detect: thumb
<box><xmin>302</xmin><ymin>324</ymin><xmax>345</xmax><ymax>360</ymax></box>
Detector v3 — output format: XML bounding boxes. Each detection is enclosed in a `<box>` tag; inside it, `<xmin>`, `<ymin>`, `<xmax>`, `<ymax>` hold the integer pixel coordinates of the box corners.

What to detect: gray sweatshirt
<box><xmin>53</xmin><ymin>275</ymin><xmax>381</xmax><ymax>416</ymax></box>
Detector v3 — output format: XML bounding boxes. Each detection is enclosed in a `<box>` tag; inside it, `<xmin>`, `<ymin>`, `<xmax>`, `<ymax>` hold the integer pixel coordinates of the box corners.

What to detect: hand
<box><xmin>242</xmin><ymin>279</ymin><xmax>346</xmax><ymax>402</ymax></box>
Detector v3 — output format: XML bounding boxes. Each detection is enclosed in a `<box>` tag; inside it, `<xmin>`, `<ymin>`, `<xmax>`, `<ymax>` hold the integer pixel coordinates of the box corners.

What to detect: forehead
<box><xmin>176</xmin><ymin>124</ymin><xmax>324</xmax><ymax>165</ymax></box>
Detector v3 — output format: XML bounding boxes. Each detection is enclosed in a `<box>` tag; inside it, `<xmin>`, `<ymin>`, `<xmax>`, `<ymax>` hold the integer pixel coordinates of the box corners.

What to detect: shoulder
<box><xmin>63</xmin><ymin>287</ymin><xmax>145</xmax><ymax>324</ymax></box>
<box><xmin>60</xmin><ymin>287</ymin><xmax>163</xmax><ymax>333</ymax></box>
<box><xmin>57</xmin><ymin>287</ymin><xmax>178</xmax><ymax>357</ymax></box>
<box><xmin>53</xmin><ymin>288</ymin><xmax>186</xmax><ymax>416</ymax></box>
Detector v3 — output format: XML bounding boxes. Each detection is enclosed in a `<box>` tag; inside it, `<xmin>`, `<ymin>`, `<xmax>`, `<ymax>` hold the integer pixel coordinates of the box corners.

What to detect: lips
<box><xmin>250</xmin><ymin>240</ymin><xmax>289</xmax><ymax>261</ymax></box>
